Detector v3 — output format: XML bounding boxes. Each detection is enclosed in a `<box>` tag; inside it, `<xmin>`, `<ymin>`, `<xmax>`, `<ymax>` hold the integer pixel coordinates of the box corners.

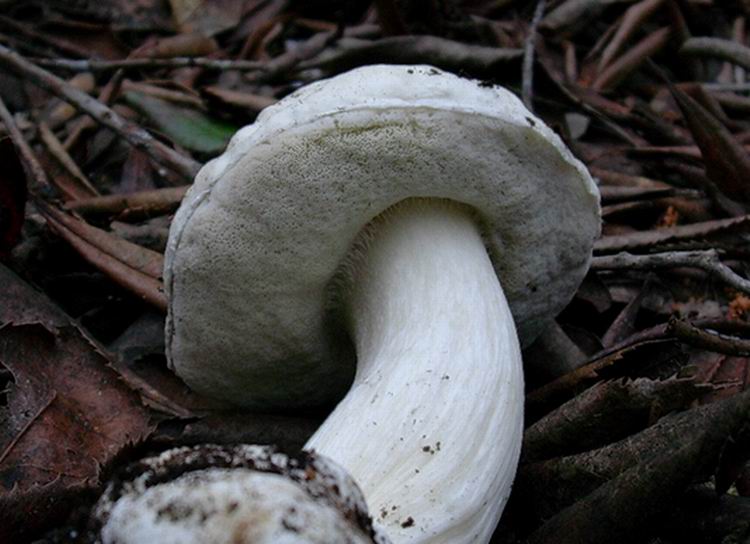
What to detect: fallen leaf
<box><xmin>729</xmin><ymin>294</ymin><xmax>750</xmax><ymax>320</ymax></box>
<box><xmin>169</xmin><ymin>0</ymin><xmax>244</xmax><ymax>37</ymax></box>
<box><xmin>668</xmin><ymin>80</ymin><xmax>750</xmax><ymax>203</ymax></box>
<box><xmin>0</xmin><ymin>264</ymin><xmax>154</xmax><ymax>541</ymax></box>
<box><xmin>592</xmin><ymin>26</ymin><xmax>671</xmax><ymax>91</ymax></box>
<box><xmin>40</xmin><ymin>204</ymin><xmax>167</xmax><ymax>310</ymax></box>
<box><xmin>124</xmin><ymin>91</ymin><xmax>237</xmax><ymax>154</ymax></box>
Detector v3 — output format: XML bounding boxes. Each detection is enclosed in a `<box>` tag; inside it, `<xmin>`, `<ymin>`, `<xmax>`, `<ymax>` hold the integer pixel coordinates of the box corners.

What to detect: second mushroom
<box><xmin>164</xmin><ymin>64</ymin><xmax>600</xmax><ymax>542</ymax></box>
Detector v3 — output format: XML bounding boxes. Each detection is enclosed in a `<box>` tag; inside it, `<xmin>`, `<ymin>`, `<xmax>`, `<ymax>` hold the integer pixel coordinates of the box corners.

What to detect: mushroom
<box><xmin>164</xmin><ymin>65</ymin><xmax>600</xmax><ymax>542</ymax></box>
<box><xmin>92</xmin><ymin>444</ymin><xmax>390</xmax><ymax>543</ymax></box>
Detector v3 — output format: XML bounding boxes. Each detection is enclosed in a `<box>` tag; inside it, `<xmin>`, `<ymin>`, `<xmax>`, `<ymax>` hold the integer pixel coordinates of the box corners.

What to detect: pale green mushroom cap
<box><xmin>164</xmin><ymin>64</ymin><xmax>600</xmax><ymax>408</ymax></box>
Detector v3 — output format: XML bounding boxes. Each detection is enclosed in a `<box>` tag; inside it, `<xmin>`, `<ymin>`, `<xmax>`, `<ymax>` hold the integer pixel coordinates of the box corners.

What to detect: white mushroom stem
<box><xmin>305</xmin><ymin>200</ymin><xmax>525</xmax><ymax>543</ymax></box>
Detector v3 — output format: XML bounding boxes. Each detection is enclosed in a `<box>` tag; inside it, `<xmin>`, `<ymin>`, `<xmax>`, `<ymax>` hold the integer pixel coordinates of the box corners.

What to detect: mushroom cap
<box><xmin>165</xmin><ymin>64</ymin><xmax>600</xmax><ymax>408</ymax></box>
<box><xmin>92</xmin><ymin>444</ymin><xmax>389</xmax><ymax>544</ymax></box>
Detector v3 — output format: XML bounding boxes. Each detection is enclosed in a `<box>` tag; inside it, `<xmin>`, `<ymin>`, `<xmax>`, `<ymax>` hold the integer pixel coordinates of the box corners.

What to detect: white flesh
<box><xmin>306</xmin><ymin>200</ymin><xmax>525</xmax><ymax>543</ymax></box>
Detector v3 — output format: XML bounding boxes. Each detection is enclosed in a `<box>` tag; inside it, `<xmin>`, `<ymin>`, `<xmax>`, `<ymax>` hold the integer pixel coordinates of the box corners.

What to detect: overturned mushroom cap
<box><xmin>92</xmin><ymin>445</ymin><xmax>389</xmax><ymax>544</ymax></box>
<box><xmin>165</xmin><ymin>64</ymin><xmax>600</xmax><ymax>408</ymax></box>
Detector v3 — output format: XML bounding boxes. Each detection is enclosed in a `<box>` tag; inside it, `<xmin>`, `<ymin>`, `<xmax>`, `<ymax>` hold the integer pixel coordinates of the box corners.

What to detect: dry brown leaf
<box><xmin>598</xmin><ymin>0</ymin><xmax>665</xmax><ymax>73</ymax></box>
<box><xmin>729</xmin><ymin>294</ymin><xmax>750</xmax><ymax>319</ymax></box>
<box><xmin>593</xmin><ymin>26</ymin><xmax>671</xmax><ymax>91</ymax></box>
<box><xmin>668</xmin><ymin>80</ymin><xmax>750</xmax><ymax>203</ymax></box>
<box><xmin>0</xmin><ymin>264</ymin><xmax>154</xmax><ymax>541</ymax></box>
<box><xmin>39</xmin><ymin>204</ymin><xmax>167</xmax><ymax>310</ymax></box>
<box><xmin>169</xmin><ymin>0</ymin><xmax>244</xmax><ymax>37</ymax></box>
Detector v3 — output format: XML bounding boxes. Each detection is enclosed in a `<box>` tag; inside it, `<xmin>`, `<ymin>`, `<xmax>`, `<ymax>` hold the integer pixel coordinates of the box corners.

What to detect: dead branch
<box><xmin>523</xmin><ymin>375</ymin><xmax>706</xmax><ymax>462</ymax></box>
<box><xmin>0</xmin><ymin>44</ymin><xmax>201</xmax><ymax>181</ymax></box>
<box><xmin>522</xmin><ymin>0</ymin><xmax>546</xmax><ymax>110</ymax></box>
<box><xmin>517</xmin><ymin>389</ymin><xmax>750</xmax><ymax>535</ymax></box>
<box><xmin>527</xmin><ymin>318</ymin><xmax>750</xmax><ymax>419</ymax></box>
<box><xmin>33</xmin><ymin>57</ymin><xmax>265</xmax><ymax>73</ymax></box>
<box><xmin>39</xmin><ymin>204</ymin><xmax>167</xmax><ymax>310</ymax></box>
<box><xmin>65</xmin><ymin>186</ymin><xmax>188</xmax><ymax>220</ymax></box>
<box><xmin>300</xmin><ymin>35</ymin><xmax>522</xmax><ymax>76</ymax></box>
<box><xmin>594</xmin><ymin>215</ymin><xmax>750</xmax><ymax>253</ymax></box>
<box><xmin>592</xmin><ymin>249</ymin><xmax>750</xmax><ymax>294</ymax></box>
<box><xmin>0</xmin><ymin>96</ymin><xmax>50</xmax><ymax>194</ymax></box>
<box><xmin>681</xmin><ymin>36</ymin><xmax>750</xmax><ymax>71</ymax></box>
<box><xmin>542</xmin><ymin>0</ymin><xmax>625</xmax><ymax>32</ymax></box>
<box><xmin>0</xmin><ymin>97</ymin><xmax>166</xmax><ymax>308</ymax></box>
<box><xmin>37</xmin><ymin>122</ymin><xmax>98</xmax><ymax>198</ymax></box>
<box><xmin>250</xmin><ymin>30</ymin><xmax>339</xmax><ymax>83</ymax></box>
<box><xmin>668</xmin><ymin>317</ymin><xmax>750</xmax><ymax>356</ymax></box>
<box><xmin>526</xmin><ymin>438</ymin><xmax>717</xmax><ymax>544</ymax></box>
<box><xmin>64</xmin><ymin>70</ymin><xmax>124</xmax><ymax>150</ymax></box>
<box><xmin>598</xmin><ymin>185</ymin><xmax>694</xmax><ymax>204</ymax></box>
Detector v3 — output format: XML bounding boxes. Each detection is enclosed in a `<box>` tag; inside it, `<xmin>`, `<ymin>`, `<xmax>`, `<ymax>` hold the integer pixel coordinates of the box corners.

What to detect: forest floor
<box><xmin>0</xmin><ymin>1</ymin><xmax>749</xmax><ymax>542</ymax></box>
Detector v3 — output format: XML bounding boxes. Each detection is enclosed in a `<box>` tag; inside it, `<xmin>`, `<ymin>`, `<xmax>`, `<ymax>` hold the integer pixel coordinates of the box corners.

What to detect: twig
<box><xmin>523</xmin><ymin>376</ymin><xmax>704</xmax><ymax>462</ymax></box>
<box><xmin>701</xmin><ymin>82</ymin><xmax>750</xmax><ymax>92</ymax></box>
<box><xmin>32</xmin><ymin>56</ymin><xmax>265</xmax><ymax>73</ymax></box>
<box><xmin>668</xmin><ymin>317</ymin><xmax>750</xmax><ymax>356</ymax></box>
<box><xmin>0</xmin><ymin>44</ymin><xmax>201</xmax><ymax>181</ymax></box>
<box><xmin>0</xmin><ymin>96</ymin><xmax>49</xmax><ymax>194</ymax></box>
<box><xmin>121</xmin><ymin>80</ymin><xmax>204</xmax><ymax>109</ymax></box>
<box><xmin>598</xmin><ymin>186</ymin><xmax>696</xmax><ymax>204</ymax></box>
<box><xmin>202</xmin><ymin>86</ymin><xmax>277</xmax><ymax>113</ymax></box>
<box><xmin>301</xmin><ymin>36</ymin><xmax>522</xmax><ymax>77</ymax></box>
<box><xmin>542</xmin><ymin>0</ymin><xmax>624</xmax><ymax>32</ymax></box>
<box><xmin>43</xmin><ymin>209</ymin><xmax>167</xmax><ymax>311</ymax></box>
<box><xmin>41</xmin><ymin>204</ymin><xmax>165</xmax><ymax>280</ymax></box>
<box><xmin>592</xmin><ymin>249</ymin><xmax>750</xmax><ymax>294</ymax></box>
<box><xmin>681</xmin><ymin>37</ymin><xmax>750</xmax><ymax>72</ymax></box>
<box><xmin>0</xmin><ymin>98</ymin><xmax>167</xmax><ymax>308</ymax></box>
<box><xmin>627</xmin><ymin>144</ymin><xmax>703</xmax><ymax>159</ymax></box>
<box><xmin>38</xmin><ymin>122</ymin><xmax>99</xmax><ymax>198</ymax></box>
<box><xmin>65</xmin><ymin>186</ymin><xmax>188</xmax><ymax>219</ymax></box>
<box><xmin>64</xmin><ymin>70</ymin><xmax>124</xmax><ymax>151</ymax></box>
<box><xmin>522</xmin><ymin>387</ymin><xmax>750</xmax><ymax>539</ymax></box>
<box><xmin>522</xmin><ymin>0</ymin><xmax>546</xmax><ymax>110</ymax></box>
<box><xmin>250</xmin><ymin>30</ymin><xmax>339</xmax><ymax>83</ymax></box>
<box><xmin>590</xmin><ymin>167</ymin><xmax>671</xmax><ymax>189</ymax></box>
<box><xmin>527</xmin><ymin>318</ymin><xmax>750</xmax><ymax>418</ymax></box>
<box><xmin>594</xmin><ymin>215</ymin><xmax>750</xmax><ymax>253</ymax></box>
<box><xmin>0</xmin><ymin>16</ymin><xmax>90</xmax><ymax>58</ymax></box>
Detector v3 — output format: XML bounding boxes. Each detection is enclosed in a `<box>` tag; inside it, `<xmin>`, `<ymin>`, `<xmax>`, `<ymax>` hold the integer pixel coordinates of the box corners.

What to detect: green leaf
<box><xmin>124</xmin><ymin>91</ymin><xmax>237</xmax><ymax>155</ymax></box>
